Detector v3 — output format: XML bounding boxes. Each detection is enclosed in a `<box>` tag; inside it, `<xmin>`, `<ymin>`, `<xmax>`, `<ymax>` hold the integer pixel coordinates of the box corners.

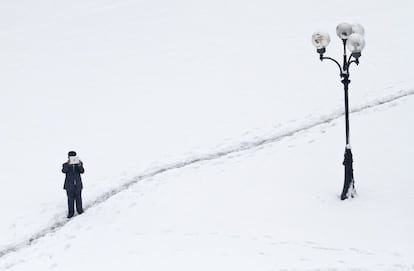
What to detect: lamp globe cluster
<box><xmin>312</xmin><ymin>23</ymin><xmax>365</xmax><ymax>55</ymax></box>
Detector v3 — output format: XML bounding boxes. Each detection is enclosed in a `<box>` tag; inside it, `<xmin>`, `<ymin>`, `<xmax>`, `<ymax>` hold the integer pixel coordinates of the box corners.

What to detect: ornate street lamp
<box><xmin>311</xmin><ymin>23</ymin><xmax>366</xmax><ymax>200</ymax></box>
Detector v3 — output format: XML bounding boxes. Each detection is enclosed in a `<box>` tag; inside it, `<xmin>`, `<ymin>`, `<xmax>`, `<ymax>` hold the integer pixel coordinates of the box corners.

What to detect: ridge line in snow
<box><xmin>1</xmin><ymin>88</ymin><xmax>413</xmax><ymax>260</ymax></box>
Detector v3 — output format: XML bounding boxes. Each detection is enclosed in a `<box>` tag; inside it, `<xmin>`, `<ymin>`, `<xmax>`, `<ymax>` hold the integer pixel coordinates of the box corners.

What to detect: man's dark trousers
<box><xmin>67</xmin><ymin>188</ymin><xmax>83</xmax><ymax>216</ymax></box>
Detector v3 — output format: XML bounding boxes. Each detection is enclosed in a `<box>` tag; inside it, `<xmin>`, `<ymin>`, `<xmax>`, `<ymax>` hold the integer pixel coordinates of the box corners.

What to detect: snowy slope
<box><xmin>0</xmin><ymin>0</ymin><xmax>414</xmax><ymax>270</ymax></box>
<box><xmin>1</xmin><ymin>90</ymin><xmax>414</xmax><ymax>271</ymax></box>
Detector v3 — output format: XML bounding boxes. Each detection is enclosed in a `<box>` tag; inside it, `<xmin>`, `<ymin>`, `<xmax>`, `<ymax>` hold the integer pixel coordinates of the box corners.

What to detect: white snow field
<box><xmin>1</xmin><ymin>0</ymin><xmax>414</xmax><ymax>270</ymax></box>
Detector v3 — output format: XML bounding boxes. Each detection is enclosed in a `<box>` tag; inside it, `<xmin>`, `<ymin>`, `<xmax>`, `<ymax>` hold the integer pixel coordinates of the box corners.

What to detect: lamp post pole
<box><xmin>312</xmin><ymin>23</ymin><xmax>366</xmax><ymax>200</ymax></box>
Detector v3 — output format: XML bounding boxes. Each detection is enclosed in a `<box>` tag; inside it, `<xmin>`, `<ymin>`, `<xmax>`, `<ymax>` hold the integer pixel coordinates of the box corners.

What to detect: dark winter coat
<box><xmin>62</xmin><ymin>162</ymin><xmax>85</xmax><ymax>191</ymax></box>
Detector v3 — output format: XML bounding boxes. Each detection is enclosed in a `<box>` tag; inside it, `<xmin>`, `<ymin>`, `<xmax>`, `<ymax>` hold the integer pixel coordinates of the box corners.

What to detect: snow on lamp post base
<box><xmin>341</xmin><ymin>146</ymin><xmax>356</xmax><ymax>200</ymax></box>
<box><xmin>311</xmin><ymin>23</ymin><xmax>366</xmax><ymax>200</ymax></box>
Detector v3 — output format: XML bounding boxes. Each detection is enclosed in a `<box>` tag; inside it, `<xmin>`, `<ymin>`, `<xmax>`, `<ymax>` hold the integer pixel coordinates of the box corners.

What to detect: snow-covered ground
<box><xmin>1</xmin><ymin>0</ymin><xmax>413</xmax><ymax>270</ymax></box>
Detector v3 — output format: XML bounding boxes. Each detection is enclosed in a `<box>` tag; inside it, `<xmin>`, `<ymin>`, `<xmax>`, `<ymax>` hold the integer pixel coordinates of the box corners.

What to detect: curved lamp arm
<box><xmin>321</xmin><ymin>56</ymin><xmax>343</xmax><ymax>76</ymax></box>
<box><xmin>346</xmin><ymin>58</ymin><xmax>360</xmax><ymax>75</ymax></box>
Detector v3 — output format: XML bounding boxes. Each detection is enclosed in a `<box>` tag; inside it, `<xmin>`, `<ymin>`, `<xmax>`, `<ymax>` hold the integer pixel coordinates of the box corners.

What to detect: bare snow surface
<box><xmin>1</xmin><ymin>0</ymin><xmax>414</xmax><ymax>270</ymax></box>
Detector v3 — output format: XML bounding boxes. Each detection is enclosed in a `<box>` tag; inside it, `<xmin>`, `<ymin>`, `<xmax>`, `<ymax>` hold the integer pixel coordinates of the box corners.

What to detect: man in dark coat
<box><xmin>62</xmin><ymin>151</ymin><xmax>85</xmax><ymax>218</ymax></box>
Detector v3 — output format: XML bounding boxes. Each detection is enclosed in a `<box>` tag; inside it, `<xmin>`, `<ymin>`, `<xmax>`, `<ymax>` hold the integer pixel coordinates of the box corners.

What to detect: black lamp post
<box><xmin>311</xmin><ymin>23</ymin><xmax>366</xmax><ymax>200</ymax></box>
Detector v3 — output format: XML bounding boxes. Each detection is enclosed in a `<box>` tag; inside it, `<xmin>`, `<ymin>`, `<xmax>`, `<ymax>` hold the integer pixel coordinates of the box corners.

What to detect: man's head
<box><xmin>68</xmin><ymin>151</ymin><xmax>77</xmax><ymax>157</ymax></box>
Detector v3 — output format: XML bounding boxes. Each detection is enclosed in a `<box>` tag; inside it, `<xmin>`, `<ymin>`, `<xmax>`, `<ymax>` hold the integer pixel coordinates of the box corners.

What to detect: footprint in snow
<box><xmin>66</xmin><ymin>235</ymin><xmax>76</xmax><ymax>240</ymax></box>
<box><xmin>225</xmin><ymin>234</ymin><xmax>240</xmax><ymax>239</ymax></box>
<box><xmin>349</xmin><ymin>247</ymin><xmax>375</xmax><ymax>255</ymax></box>
<box><xmin>184</xmin><ymin>232</ymin><xmax>200</xmax><ymax>237</ymax></box>
<box><xmin>312</xmin><ymin>246</ymin><xmax>342</xmax><ymax>252</ymax></box>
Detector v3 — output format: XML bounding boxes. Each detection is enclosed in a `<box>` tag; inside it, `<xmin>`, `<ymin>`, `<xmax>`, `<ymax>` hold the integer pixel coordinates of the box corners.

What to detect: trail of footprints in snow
<box><xmin>136</xmin><ymin>230</ymin><xmax>403</xmax><ymax>259</ymax></box>
<box><xmin>121</xmin><ymin>230</ymin><xmax>407</xmax><ymax>269</ymax></box>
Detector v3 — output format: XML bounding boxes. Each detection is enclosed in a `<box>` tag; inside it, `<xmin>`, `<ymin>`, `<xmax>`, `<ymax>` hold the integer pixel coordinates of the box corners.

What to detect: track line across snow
<box><xmin>1</xmin><ymin>89</ymin><xmax>413</xmax><ymax>259</ymax></box>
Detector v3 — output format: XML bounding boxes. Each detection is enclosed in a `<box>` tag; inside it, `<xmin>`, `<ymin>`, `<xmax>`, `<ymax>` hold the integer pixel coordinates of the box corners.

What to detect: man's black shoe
<box><xmin>67</xmin><ymin>214</ymin><xmax>74</xmax><ymax>219</ymax></box>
